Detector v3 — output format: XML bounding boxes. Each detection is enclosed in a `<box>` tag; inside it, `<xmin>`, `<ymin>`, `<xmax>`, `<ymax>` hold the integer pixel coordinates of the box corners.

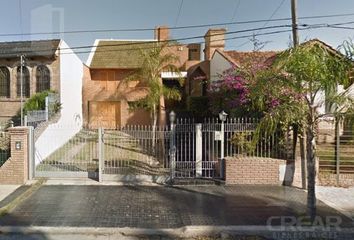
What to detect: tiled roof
<box><xmin>223</xmin><ymin>50</ymin><xmax>278</xmax><ymax>67</ymax></box>
<box><xmin>188</xmin><ymin>60</ymin><xmax>209</xmax><ymax>78</ymax></box>
<box><xmin>228</xmin><ymin>39</ymin><xmax>346</xmax><ymax>66</ymax></box>
<box><xmin>0</xmin><ymin>39</ymin><xmax>60</xmax><ymax>58</ymax></box>
<box><xmin>89</xmin><ymin>40</ymin><xmax>156</xmax><ymax>69</ymax></box>
<box><xmin>218</xmin><ymin>39</ymin><xmax>341</xmax><ymax>68</ymax></box>
<box><xmin>299</xmin><ymin>39</ymin><xmax>340</xmax><ymax>55</ymax></box>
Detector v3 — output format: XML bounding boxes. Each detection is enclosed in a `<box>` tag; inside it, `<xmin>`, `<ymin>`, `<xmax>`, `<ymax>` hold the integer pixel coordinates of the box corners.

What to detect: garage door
<box><xmin>89</xmin><ymin>101</ymin><xmax>121</xmax><ymax>129</ymax></box>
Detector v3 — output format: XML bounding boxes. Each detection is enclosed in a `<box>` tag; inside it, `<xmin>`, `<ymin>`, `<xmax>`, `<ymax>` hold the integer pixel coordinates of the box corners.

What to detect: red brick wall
<box><xmin>0</xmin><ymin>127</ymin><xmax>29</xmax><ymax>184</ymax></box>
<box><xmin>82</xmin><ymin>65</ymin><xmax>151</xmax><ymax>127</ymax></box>
<box><xmin>225</xmin><ymin>156</ymin><xmax>286</xmax><ymax>185</ymax></box>
<box><xmin>204</xmin><ymin>29</ymin><xmax>226</xmax><ymax>60</ymax></box>
<box><xmin>155</xmin><ymin>26</ymin><xmax>170</xmax><ymax>42</ymax></box>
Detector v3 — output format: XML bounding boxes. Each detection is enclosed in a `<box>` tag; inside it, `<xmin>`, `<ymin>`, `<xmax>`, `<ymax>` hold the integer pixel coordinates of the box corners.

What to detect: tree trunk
<box><xmin>306</xmin><ymin>121</ymin><xmax>317</xmax><ymax>223</ymax></box>
<box><xmin>300</xmin><ymin>133</ymin><xmax>307</xmax><ymax>189</ymax></box>
<box><xmin>152</xmin><ymin>103</ymin><xmax>157</xmax><ymax>152</ymax></box>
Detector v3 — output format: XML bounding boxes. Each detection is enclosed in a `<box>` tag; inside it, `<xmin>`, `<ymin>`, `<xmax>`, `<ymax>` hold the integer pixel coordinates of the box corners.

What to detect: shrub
<box><xmin>13</xmin><ymin>91</ymin><xmax>61</xmax><ymax>122</ymax></box>
<box><xmin>187</xmin><ymin>96</ymin><xmax>210</xmax><ymax>118</ymax></box>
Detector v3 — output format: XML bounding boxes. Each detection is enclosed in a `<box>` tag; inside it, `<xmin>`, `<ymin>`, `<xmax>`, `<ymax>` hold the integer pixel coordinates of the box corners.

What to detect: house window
<box><xmin>0</xmin><ymin>67</ymin><xmax>10</xmax><ymax>98</ymax></box>
<box><xmin>36</xmin><ymin>65</ymin><xmax>50</xmax><ymax>92</ymax></box>
<box><xmin>16</xmin><ymin>66</ymin><xmax>30</xmax><ymax>98</ymax></box>
<box><xmin>188</xmin><ymin>48</ymin><xmax>198</xmax><ymax>61</ymax></box>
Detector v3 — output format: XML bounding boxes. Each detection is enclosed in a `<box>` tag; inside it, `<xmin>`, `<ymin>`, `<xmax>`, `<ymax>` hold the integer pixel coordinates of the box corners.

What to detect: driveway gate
<box><xmin>34</xmin><ymin>128</ymin><xmax>99</xmax><ymax>178</ymax></box>
<box><xmin>33</xmin><ymin>117</ymin><xmax>287</xmax><ymax>181</ymax></box>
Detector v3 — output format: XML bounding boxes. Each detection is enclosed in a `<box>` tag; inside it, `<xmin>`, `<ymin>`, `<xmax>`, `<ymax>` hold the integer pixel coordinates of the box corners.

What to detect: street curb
<box><xmin>0</xmin><ymin>178</ymin><xmax>46</xmax><ymax>217</ymax></box>
<box><xmin>0</xmin><ymin>225</ymin><xmax>354</xmax><ymax>238</ymax></box>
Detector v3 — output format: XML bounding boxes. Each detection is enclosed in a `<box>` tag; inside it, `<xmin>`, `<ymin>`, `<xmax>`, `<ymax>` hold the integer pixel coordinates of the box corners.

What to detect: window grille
<box><xmin>36</xmin><ymin>65</ymin><xmax>50</xmax><ymax>92</ymax></box>
<box><xmin>16</xmin><ymin>66</ymin><xmax>30</xmax><ymax>98</ymax></box>
<box><xmin>0</xmin><ymin>67</ymin><xmax>10</xmax><ymax>98</ymax></box>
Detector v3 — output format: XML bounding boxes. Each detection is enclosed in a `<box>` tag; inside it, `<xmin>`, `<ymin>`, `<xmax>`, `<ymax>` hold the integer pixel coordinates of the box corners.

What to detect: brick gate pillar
<box><xmin>0</xmin><ymin>127</ymin><xmax>30</xmax><ymax>184</ymax></box>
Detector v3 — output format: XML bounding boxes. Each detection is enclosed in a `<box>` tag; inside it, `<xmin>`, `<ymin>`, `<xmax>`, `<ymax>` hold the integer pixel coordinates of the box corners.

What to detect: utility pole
<box><xmin>20</xmin><ymin>55</ymin><xmax>25</xmax><ymax>126</ymax></box>
<box><xmin>291</xmin><ymin>0</ymin><xmax>299</xmax><ymax>47</ymax></box>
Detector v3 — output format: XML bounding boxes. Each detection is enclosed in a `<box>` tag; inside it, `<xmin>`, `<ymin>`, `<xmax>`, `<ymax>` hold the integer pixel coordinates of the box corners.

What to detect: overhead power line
<box><xmin>67</xmin><ymin>24</ymin><xmax>326</xmax><ymax>56</ymax></box>
<box><xmin>0</xmin><ymin>21</ymin><xmax>353</xmax><ymax>56</ymax></box>
<box><xmin>174</xmin><ymin>0</ymin><xmax>184</xmax><ymax>27</ymax></box>
<box><xmin>5</xmin><ymin>19</ymin><xmax>354</xmax><ymax>54</ymax></box>
<box><xmin>263</xmin><ymin>0</ymin><xmax>286</xmax><ymax>28</ymax></box>
<box><xmin>59</xmin><ymin>23</ymin><xmax>354</xmax><ymax>56</ymax></box>
<box><xmin>52</xmin><ymin>25</ymin><xmax>329</xmax><ymax>55</ymax></box>
<box><xmin>70</xmin><ymin>29</ymin><xmax>298</xmax><ymax>56</ymax></box>
<box><xmin>238</xmin><ymin>0</ymin><xmax>286</xmax><ymax>49</ymax></box>
<box><xmin>328</xmin><ymin>25</ymin><xmax>354</xmax><ymax>30</ymax></box>
<box><xmin>1</xmin><ymin>23</ymin><xmax>298</xmax><ymax>54</ymax></box>
<box><xmin>0</xmin><ymin>12</ymin><xmax>354</xmax><ymax>37</ymax></box>
<box><xmin>230</xmin><ymin>0</ymin><xmax>241</xmax><ymax>22</ymax></box>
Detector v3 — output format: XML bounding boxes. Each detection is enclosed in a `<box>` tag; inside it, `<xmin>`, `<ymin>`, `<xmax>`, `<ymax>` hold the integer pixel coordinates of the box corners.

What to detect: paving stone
<box><xmin>0</xmin><ymin>185</ymin><xmax>352</xmax><ymax>229</ymax></box>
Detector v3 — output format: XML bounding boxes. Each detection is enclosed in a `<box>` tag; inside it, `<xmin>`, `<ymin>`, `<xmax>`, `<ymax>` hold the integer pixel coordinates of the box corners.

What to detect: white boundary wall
<box><xmin>35</xmin><ymin>40</ymin><xmax>83</xmax><ymax>165</ymax></box>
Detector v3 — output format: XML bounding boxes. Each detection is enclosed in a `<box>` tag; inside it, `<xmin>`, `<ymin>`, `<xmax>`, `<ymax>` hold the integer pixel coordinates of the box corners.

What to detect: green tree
<box><xmin>249</xmin><ymin>41</ymin><xmax>354</xmax><ymax>221</ymax></box>
<box><xmin>126</xmin><ymin>42</ymin><xmax>183</xmax><ymax>126</ymax></box>
<box><xmin>14</xmin><ymin>90</ymin><xmax>60</xmax><ymax>123</ymax></box>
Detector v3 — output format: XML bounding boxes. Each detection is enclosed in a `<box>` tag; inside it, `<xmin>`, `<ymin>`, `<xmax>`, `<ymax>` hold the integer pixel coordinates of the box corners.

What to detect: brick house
<box><xmin>208</xmin><ymin>35</ymin><xmax>354</xmax><ymax>118</ymax></box>
<box><xmin>83</xmin><ymin>26</ymin><xmax>202</xmax><ymax>128</ymax></box>
<box><xmin>207</xmin><ymin>32</ymin><xmax>354</xmax><ymax>144</ymax></box>
<box><xmin>0</xmin><ymin>39</ymin><xmax>61</xmax><ymax>122</ymax></box>
<box><xmin>184</xmin><ymin>29</ymin><xmax>227</xmax><ymax>98</ymax></box>
<box><xmin>0</xmin><ymin>39</ymin><xmax>83</xmax><ymax>127</ymax></box>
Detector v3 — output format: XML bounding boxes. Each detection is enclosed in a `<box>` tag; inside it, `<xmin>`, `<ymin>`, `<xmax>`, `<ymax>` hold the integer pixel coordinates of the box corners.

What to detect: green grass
<box><xmin>37</xmin><ymin>129</ymin><xmax>163</xmax><ymax>174</ymax></box>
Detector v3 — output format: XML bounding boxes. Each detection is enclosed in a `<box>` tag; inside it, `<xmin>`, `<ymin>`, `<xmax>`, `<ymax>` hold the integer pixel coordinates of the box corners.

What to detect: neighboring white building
<box><xmin>35</xmin><ymin>40</ymin><xmax>83</xmax><ymax>165</ymax></box>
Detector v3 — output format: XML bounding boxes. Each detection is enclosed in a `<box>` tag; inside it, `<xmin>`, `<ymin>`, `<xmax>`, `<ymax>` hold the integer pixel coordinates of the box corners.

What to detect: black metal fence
<box><xmin>0</xmin><ymin>131</ymin><xmax>10</xmax><ymax>167</ymax></box>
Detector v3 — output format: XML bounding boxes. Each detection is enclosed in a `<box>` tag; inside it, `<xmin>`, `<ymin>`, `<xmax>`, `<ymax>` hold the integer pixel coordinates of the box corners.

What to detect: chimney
<box><xmin>204</xmin><ymin>28</ymin><xmax>226</xmax><ymax>60</ymax></box>
<box><xmin>154</xmin><ymin>26</ymin><xmax>170</xmax><ymax>42</ymax></box>
<box><xmin>187</xmin><ymin>43</ymin><xmax>201</xmax><ymax>61</ymax></box>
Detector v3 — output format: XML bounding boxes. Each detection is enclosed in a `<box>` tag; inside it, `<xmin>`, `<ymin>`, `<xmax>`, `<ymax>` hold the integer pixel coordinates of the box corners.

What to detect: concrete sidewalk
<box><xmin>316</xmin><ymin>186</ymin><xmax>354</xmax><ymax>219</ymax></box>
<box><xmin>0</xmin><ymin>185</ymin><xmax>20</xmax><ymax>202</ymax></box>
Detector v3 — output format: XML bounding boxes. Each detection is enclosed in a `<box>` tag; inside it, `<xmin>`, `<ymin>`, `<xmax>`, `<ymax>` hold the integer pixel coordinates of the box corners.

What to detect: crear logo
<box><xmin>267</xmin><ymin>216</ymin><xmax>342</xmax><ymax>231</ymax></box>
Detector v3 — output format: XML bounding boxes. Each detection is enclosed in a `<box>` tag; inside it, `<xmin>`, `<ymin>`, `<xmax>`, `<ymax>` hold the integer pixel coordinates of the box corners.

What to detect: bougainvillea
<box><xmin>208</xmin><ymin>65</ymin><xmax>254</xmax><ymax>117</ymax></box>
<box><xmin>208</xmin><ymin>62</ymin><xmax>306</xmax><ymax>118</ymax></box>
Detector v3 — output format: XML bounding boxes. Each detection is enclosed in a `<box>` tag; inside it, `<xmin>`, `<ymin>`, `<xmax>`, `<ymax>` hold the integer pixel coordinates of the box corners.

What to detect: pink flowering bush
<box><xmin>208</xmin><ymin>64</ymin><xmax>301</xmax><ymax>117</ymax></box>
<box><xmin>208</xmin><ymin>65</ymin><xmax>254</xmax><ymax>117</ymax></box>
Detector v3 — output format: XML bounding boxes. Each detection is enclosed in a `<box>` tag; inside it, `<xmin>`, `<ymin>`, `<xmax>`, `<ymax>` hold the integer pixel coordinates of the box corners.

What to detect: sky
<box><xmin>1</xmin><ymin>0</ymin><xmax>354</xmax><ymax>62</ymax></box>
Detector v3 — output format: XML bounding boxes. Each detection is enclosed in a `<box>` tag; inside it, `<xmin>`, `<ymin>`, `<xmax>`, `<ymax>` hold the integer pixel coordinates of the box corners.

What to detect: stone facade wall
<box><xmin>0</xmin><ymin>127</ymin><xmax>29</xmax><ymax>184</ymax></box>
<box><xmin>318</xmin><ymin>172</ymin><xmax>354</xmax><ymax>187</ymax></box>
<box><xmin>225</xmin><ymin>156</ymin><xmax>288</xmax><ymax>185</ymax></box>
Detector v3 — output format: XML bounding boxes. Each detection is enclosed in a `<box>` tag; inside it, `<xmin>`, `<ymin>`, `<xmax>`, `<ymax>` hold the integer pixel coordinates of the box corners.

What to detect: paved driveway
<box><xmin>0</xmin><ymin>185</ymin><xmax>352</xmax><ymax>229</ymax></box>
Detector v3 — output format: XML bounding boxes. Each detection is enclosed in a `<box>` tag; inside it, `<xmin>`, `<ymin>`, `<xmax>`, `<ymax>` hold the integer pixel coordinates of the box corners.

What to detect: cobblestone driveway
<box><xmin>0</xmin><ymin>185</ymin><xmax>352</xmax><ymax>228</ymax></box>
